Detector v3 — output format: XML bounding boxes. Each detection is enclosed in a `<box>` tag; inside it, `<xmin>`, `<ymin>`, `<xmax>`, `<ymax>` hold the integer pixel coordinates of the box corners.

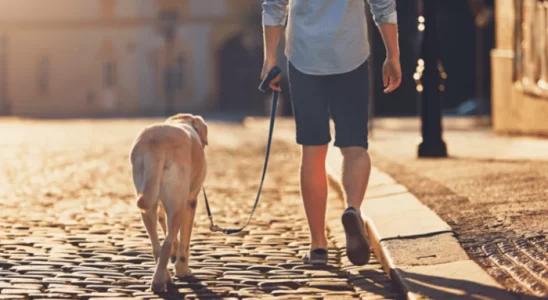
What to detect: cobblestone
<box><xmin>0</xmin><ymin>119</ymin><xmax>402</xmax><ymax>299</ymax></box>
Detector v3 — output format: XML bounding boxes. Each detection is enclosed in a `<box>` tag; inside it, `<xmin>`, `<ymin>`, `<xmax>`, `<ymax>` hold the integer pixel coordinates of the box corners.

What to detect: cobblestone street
<box><xmin>0</xmin><ymin>119</ymin><xmax>402</xmax><ymax>300</ymax></box>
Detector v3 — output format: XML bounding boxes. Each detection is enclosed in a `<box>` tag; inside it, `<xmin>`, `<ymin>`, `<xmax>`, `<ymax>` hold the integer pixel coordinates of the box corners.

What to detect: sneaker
<box><xmin>302</xmin><ymin>248</ymin><xmax>328</xmax><ymax>265</ymax></box>
<box><xmin>342</xmin><ymin>207</ymin><xmax>371</xmax><ymax>266</ymax></box>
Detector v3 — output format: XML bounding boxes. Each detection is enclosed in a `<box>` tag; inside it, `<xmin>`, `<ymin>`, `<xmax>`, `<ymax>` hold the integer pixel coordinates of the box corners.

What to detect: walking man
<box><xmin>261</xmin><ymin>0</ymin><xmax>402</xmax><ymax>265</ymax></box>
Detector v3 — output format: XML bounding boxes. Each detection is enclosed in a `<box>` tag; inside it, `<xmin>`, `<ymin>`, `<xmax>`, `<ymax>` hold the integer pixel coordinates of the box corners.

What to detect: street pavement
<box><xmin>0</xmin><ymin>118</ymin><xmax>402</xmax><ymax>300</ymax></box>
<box><xmin>366</xmin><ymin>117</ymin><xmax>548</xmax><ymax>298</ymax></box>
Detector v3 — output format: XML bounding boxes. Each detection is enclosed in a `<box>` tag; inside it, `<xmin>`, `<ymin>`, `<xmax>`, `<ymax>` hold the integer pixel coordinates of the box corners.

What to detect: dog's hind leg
<box><xmin>157</xmin><ymin>203</ymin><xmax>179</xmax><ymax>264</ymax></box>
<box><xmin>141</xmin><ymin>207</ymin><xmax>161</xmax><ymax>263</ymax></box>
<box><xmin>133</xmin><ymin>157</ymin><xmax>163</xmax><ymax>268</ymax></box>
<box><xmin>151</xmin><ymin>166</ymin><xmax>189</xmax><ymax>292</ymax></box>
<box><xmin>175</xmin><ymin>196</ymin><xmax>198</xmax><ymax>277</ymax></box>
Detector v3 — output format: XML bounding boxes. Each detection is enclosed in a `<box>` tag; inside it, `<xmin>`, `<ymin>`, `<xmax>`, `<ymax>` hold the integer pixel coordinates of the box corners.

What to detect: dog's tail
<box><xmin>136</xmin><ymin>148</ymin><xmax>166</xmax><ymax>211</ymax></box>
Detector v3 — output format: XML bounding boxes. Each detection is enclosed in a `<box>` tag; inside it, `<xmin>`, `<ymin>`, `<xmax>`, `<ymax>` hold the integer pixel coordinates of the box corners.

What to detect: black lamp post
<box><xmin>417</xmin><ymin>0</ymin><xmax>448</xmax><ymax>158</ymax></box>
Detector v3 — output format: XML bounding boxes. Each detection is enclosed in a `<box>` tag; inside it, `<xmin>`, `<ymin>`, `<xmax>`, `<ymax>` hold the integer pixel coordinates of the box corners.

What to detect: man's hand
<box><xmin>382</xmin><ymin>58</ymin><xmax>401</xmax><ymax>94</ymax></box>
<box><xmin>376</xmin><ymin>23</ymin><xmax>401</xmax><ymax>94</ymax></box>
<box><xmin>260</xmin><ymin>60</ymin><xmax>282</xmax><ymax>92</ymax></box>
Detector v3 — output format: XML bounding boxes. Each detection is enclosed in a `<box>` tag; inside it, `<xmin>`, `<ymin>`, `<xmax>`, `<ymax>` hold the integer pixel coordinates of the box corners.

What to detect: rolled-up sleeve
<box><xmin>368</xmin><ymin>0</ymin><xmax>398</xmax><ymax>25</ymax></box>
<box><xmin>262</xmin><ymin>0</ymin><xmax>289</xmax><ymax>26</ymax></box>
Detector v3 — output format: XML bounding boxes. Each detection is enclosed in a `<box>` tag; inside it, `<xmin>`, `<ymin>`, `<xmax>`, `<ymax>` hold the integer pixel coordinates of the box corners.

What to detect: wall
<box><xmin>491</xmin><ymin>0</ymin><xmax>548</xmax><ymax>135</ymax></box>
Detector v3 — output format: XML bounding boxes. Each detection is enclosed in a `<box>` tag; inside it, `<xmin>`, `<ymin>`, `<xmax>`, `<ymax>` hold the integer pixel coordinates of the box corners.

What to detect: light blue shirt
<box><xmin>262</xmin><ymin>0</ymin><xmax>398</xmax><ymax>75</ymax></box>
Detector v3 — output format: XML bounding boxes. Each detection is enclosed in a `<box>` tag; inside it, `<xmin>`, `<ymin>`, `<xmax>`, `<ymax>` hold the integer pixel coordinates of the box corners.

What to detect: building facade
<box><xmin>491</xmin><ymin>0</ymin><xmax>548</xmax><ymax>135</ymax></box>
<box><xmin>0</xmin><ymin>0</ymin><xmax>260</xmax><ymax>117</ymax></box>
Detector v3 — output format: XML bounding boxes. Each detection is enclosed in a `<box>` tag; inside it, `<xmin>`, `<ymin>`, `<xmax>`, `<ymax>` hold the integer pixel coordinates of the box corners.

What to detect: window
<box><xmin>104</xmin><ymin>61</ymin><xmax>116</xmax><ymax>88</ymax></box>
<box><xmin>38</xmin><ymin>57</ymin><xmax>49</xmax><ymax>94</ymax></box>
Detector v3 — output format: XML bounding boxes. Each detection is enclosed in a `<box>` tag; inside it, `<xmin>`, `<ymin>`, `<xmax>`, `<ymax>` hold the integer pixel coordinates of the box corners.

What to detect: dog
<box><xmin>129</xmin><ymin>113</ymin><xmax>208</xmax><ymax>292</ymax></box>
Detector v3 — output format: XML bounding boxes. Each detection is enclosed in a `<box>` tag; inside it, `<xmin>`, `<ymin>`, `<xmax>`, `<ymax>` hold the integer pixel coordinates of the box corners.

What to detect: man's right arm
<box><xmin>368</xmin><ymin>0</ymin><xmax>401</xmax><ymax>93</ymax></box>
<box><xmin>262</xmin><ymin>0</ymin><xmax>289</xmax><ymax>69</ymax></box>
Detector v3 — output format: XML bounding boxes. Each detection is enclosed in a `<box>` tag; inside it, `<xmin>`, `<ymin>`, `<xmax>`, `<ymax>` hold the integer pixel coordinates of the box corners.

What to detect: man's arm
<box><xmin>262</xmin><ymin>0</ymin><xmax>288</xmax><ymax>66</ymax></box>
<box><xmin>368</xmin><ymin>0</ymin><xmax>401</xmax><ymax>93</ymax></box>
<box><xmin>261</xmin><ymin>0</ymin><xmax>288</xmax><ymax>90</ymax></box>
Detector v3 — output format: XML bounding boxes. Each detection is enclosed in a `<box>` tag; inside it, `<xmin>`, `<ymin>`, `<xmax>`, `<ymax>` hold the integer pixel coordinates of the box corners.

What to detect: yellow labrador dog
<box><xmin>129</xmin><ymin>113</ymin><xmax>208</xmax><ymax>292</ymax></box>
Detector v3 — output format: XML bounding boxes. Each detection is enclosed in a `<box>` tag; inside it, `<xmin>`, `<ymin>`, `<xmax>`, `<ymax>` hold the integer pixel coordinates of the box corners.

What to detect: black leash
<box><xmin>202</xmin><ymin>66</ymin><xmax>282</xmax><ymax>235</ymax></box>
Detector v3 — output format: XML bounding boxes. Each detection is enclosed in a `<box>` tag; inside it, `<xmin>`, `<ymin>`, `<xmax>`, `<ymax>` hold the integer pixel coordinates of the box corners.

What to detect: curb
<box><xmin>325</xmin><ymin>145</ymin><xmax>516</xmax><ymax>300</ymax></box>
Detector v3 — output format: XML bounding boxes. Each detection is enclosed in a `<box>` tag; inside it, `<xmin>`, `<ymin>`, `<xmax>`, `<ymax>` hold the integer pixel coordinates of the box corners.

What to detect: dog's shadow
<box><xmin>156</xmin><ymin>275</ymin><xmax>224</xmax><ymax>300</ymax></box>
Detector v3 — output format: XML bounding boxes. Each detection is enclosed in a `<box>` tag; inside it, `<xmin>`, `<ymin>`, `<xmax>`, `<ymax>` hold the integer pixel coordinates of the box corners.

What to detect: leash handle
<box><xmin>259</xmin><ymin>66</ymin><xmax>282</xmax><ymax>92</ymax></box>
<box><xmin>203</xmin><ymin>68</ymin><xmax>281</xmax><ymax>235</ymax></box>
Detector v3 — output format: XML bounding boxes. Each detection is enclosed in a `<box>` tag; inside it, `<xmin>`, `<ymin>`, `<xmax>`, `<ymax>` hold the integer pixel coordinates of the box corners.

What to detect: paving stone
<box><xmin>88</xmin><ymin>298</ymin><xmax>138</xmax><ymax>300</ymax></box>
<box><xmin>77</xmin><ymin>292</ymin><xmax>129</xmax><ymax>299</ymax></box>
<box><xmin>10</xmin><ymin>283</ymin><xmax>45</xmax><ymax>290</ymax></box>
<box><xmin>123</xmin><ymin>285</ymin><xmax>149</xmax><ymax>291</ymax></box>
<box><xmin>0</xmin><ymin>295</ymin><xmax>26</xmax><ymax>299</ymax></box>
<box><xmin>222</xmin><ymin>270</ymin><xmax>262</xmax><ymax>276</ymax></box>
<box><xmin>270</xmin><ymin>289</ymin><xmax>321</xmax><ymax>296</ymax></box>
<box><xmin>28</xmin><ymin>293</ymin><xmax>74</xmax><ymax>299</ymax></box>
<box><xmin>85</xmin><ymin>285</ymin><xmax>123</xmax><ymax>292</ymax></box>
<box><xmin>46</xmin><ymin>289</ymin><xmax>88</xmax><ymax>295</ymax></box>
<box><xmin>0</xmin><ymin>260</ymin><xmax>16</xmax><ymax>269</ymax></box>
<box><xmin>247</xmin><ymin>265</ymin><xmax>285</xmax><ymax>272</ymax></box>
<box><xmin>268</xmin><ymin>275</ymin><xmax>309</xmax><ymax>280</ymax></box>
<box><xmin>258</xmin><ymin>279</ymin><xmax>301</xmax><ymax>290</ymax></box>
<box><xmin>1</xmin><ymin>288</ymin><xmax>43</xmax><ymax>295</ymax></box>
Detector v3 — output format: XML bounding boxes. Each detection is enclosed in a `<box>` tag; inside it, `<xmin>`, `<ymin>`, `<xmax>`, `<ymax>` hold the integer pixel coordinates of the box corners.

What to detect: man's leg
<box><xmin>341</xmin><ymin>147</ymin><xmax>371</xmax><ymax>210</ymax></box>
<box><xmin>329</xmin><ymin>60</ymin><xmax>372</xmax><ymax>265</ymax></box>
<box><xmin>287</xmin><ymin>61</ymin><xmax>331</xmax><ymax>262</ymax></box>
<box><xmin>300</xmin><ymin>145</ymin><xmax>328</xmax><ymax>250</ymax></box>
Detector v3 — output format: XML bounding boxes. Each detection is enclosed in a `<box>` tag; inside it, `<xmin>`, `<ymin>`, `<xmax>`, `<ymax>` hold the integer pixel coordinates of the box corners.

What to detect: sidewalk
<box><xmin>366</xmin><ymin>117</ymin><xmax>548</xmax><ymax>298</ymax></box>
<box><xmin>0</xmin><ymin>118</ymin><xmax>402</xmax><ymax>299</ymax></box>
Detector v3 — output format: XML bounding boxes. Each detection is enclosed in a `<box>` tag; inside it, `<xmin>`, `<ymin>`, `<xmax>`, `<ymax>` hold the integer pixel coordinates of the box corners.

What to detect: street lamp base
<box><xmin>418</xmin><ymin>139</ymin><xmax>448</xmax><ymax>158</ymax></box>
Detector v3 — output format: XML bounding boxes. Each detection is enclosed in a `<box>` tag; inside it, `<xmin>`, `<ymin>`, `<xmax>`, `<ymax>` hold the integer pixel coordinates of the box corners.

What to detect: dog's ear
<box><xmin>192</xmin><ymin>115</ymin><xmax>208</xmax><ymax>147</ymax></box>
<box><xmin>167</xmin><ymin>113</ymin><xmax>192</xmax><ymax>122</ymax></box>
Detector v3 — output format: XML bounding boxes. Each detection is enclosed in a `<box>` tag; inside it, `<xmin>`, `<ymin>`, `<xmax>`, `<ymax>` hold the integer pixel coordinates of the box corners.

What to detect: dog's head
<box><xmin>167</xmin><ymin>113</ymin><xmax>208</xmax><ymax>147</ymax></box>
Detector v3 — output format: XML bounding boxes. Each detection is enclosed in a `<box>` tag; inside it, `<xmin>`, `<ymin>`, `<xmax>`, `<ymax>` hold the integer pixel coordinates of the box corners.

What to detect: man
<box><xmin>261</xmin><ymin>0</ymin><xmax>402</xmax><ymax>265</ymax></box>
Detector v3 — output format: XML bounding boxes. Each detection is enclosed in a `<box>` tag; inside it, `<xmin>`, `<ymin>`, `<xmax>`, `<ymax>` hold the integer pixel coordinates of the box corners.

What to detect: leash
<box><xmin>202</xmin><ymin>66</ymin><xmax>282</xmax><ymax>235</ymax></box>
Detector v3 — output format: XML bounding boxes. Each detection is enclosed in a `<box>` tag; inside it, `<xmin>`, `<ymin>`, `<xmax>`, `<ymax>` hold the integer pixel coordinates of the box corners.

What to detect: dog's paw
<box><xmin>151</xmin><ymin>280</ymin><xmax>167</xmax><ymax>293</ymax></box>
<box><xmin>151</xmin><ymin>269</ymin><xmax>172</xmax><ymax>293</ymax></box>
<box><xmin>175</xmin><ymin>266</ymin><xmax>193</xmax><ymax>278</ymax></box>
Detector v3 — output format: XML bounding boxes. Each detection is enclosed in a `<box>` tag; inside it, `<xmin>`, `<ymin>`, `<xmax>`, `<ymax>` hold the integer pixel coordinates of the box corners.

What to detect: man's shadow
<box><xmin>395</xmin><ymin>268</ymin><xmax>546</xmax><ymax>300</ymax></box>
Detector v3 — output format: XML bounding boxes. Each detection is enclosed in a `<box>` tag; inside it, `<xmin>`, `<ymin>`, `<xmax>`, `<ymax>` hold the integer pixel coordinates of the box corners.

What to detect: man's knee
<box><xmin>302</xmin><ymin>144</ymin><xmax>328</xmax><ymax>157</ymax></box>
<box><xmin>301</xmin><ymin>145</ymin><xmax>328</xmax><ymax>165</ymax></box>
<box><xmin>340</xmin><ymin>146</ymin><xmax>369</xmax><ymax>163</ymax></box>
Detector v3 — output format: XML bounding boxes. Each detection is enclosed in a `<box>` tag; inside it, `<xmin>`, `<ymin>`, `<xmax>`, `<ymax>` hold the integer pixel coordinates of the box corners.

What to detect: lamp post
<box><xmin>417</xmin><ymin>0</ymin><xmax>447</xmax><ymax>158</ymax></box>
<box><xmin>159</xmin><ymin>10</ymin><xmax>179</xmax><ymax>116</ymax></box>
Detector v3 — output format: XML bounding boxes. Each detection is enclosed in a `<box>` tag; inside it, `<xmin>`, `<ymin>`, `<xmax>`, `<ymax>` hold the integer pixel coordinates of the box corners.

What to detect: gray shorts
<box><xmin>287</xmin><ymin>60</ymin><xmax>370</xmax><ymax>149</ymax></box>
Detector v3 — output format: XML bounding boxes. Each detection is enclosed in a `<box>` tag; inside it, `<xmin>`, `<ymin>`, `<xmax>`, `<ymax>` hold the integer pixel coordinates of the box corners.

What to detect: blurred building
<box><xmin>492</xmin><ymin>0</ymin><xmax>548</xmax><ymax>135</ymax></box>
<box><xmin>0</xmin><ymin>0</ymin><xmax>261</xmax><ymax>118</ymax></box>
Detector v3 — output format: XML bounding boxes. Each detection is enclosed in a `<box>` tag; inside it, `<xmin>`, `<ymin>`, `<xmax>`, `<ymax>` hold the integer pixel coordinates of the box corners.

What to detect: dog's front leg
<box><xmin>175</xmin><ymin>198</ymin><xmax>197</xmax><ymax>277</ymax></box>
